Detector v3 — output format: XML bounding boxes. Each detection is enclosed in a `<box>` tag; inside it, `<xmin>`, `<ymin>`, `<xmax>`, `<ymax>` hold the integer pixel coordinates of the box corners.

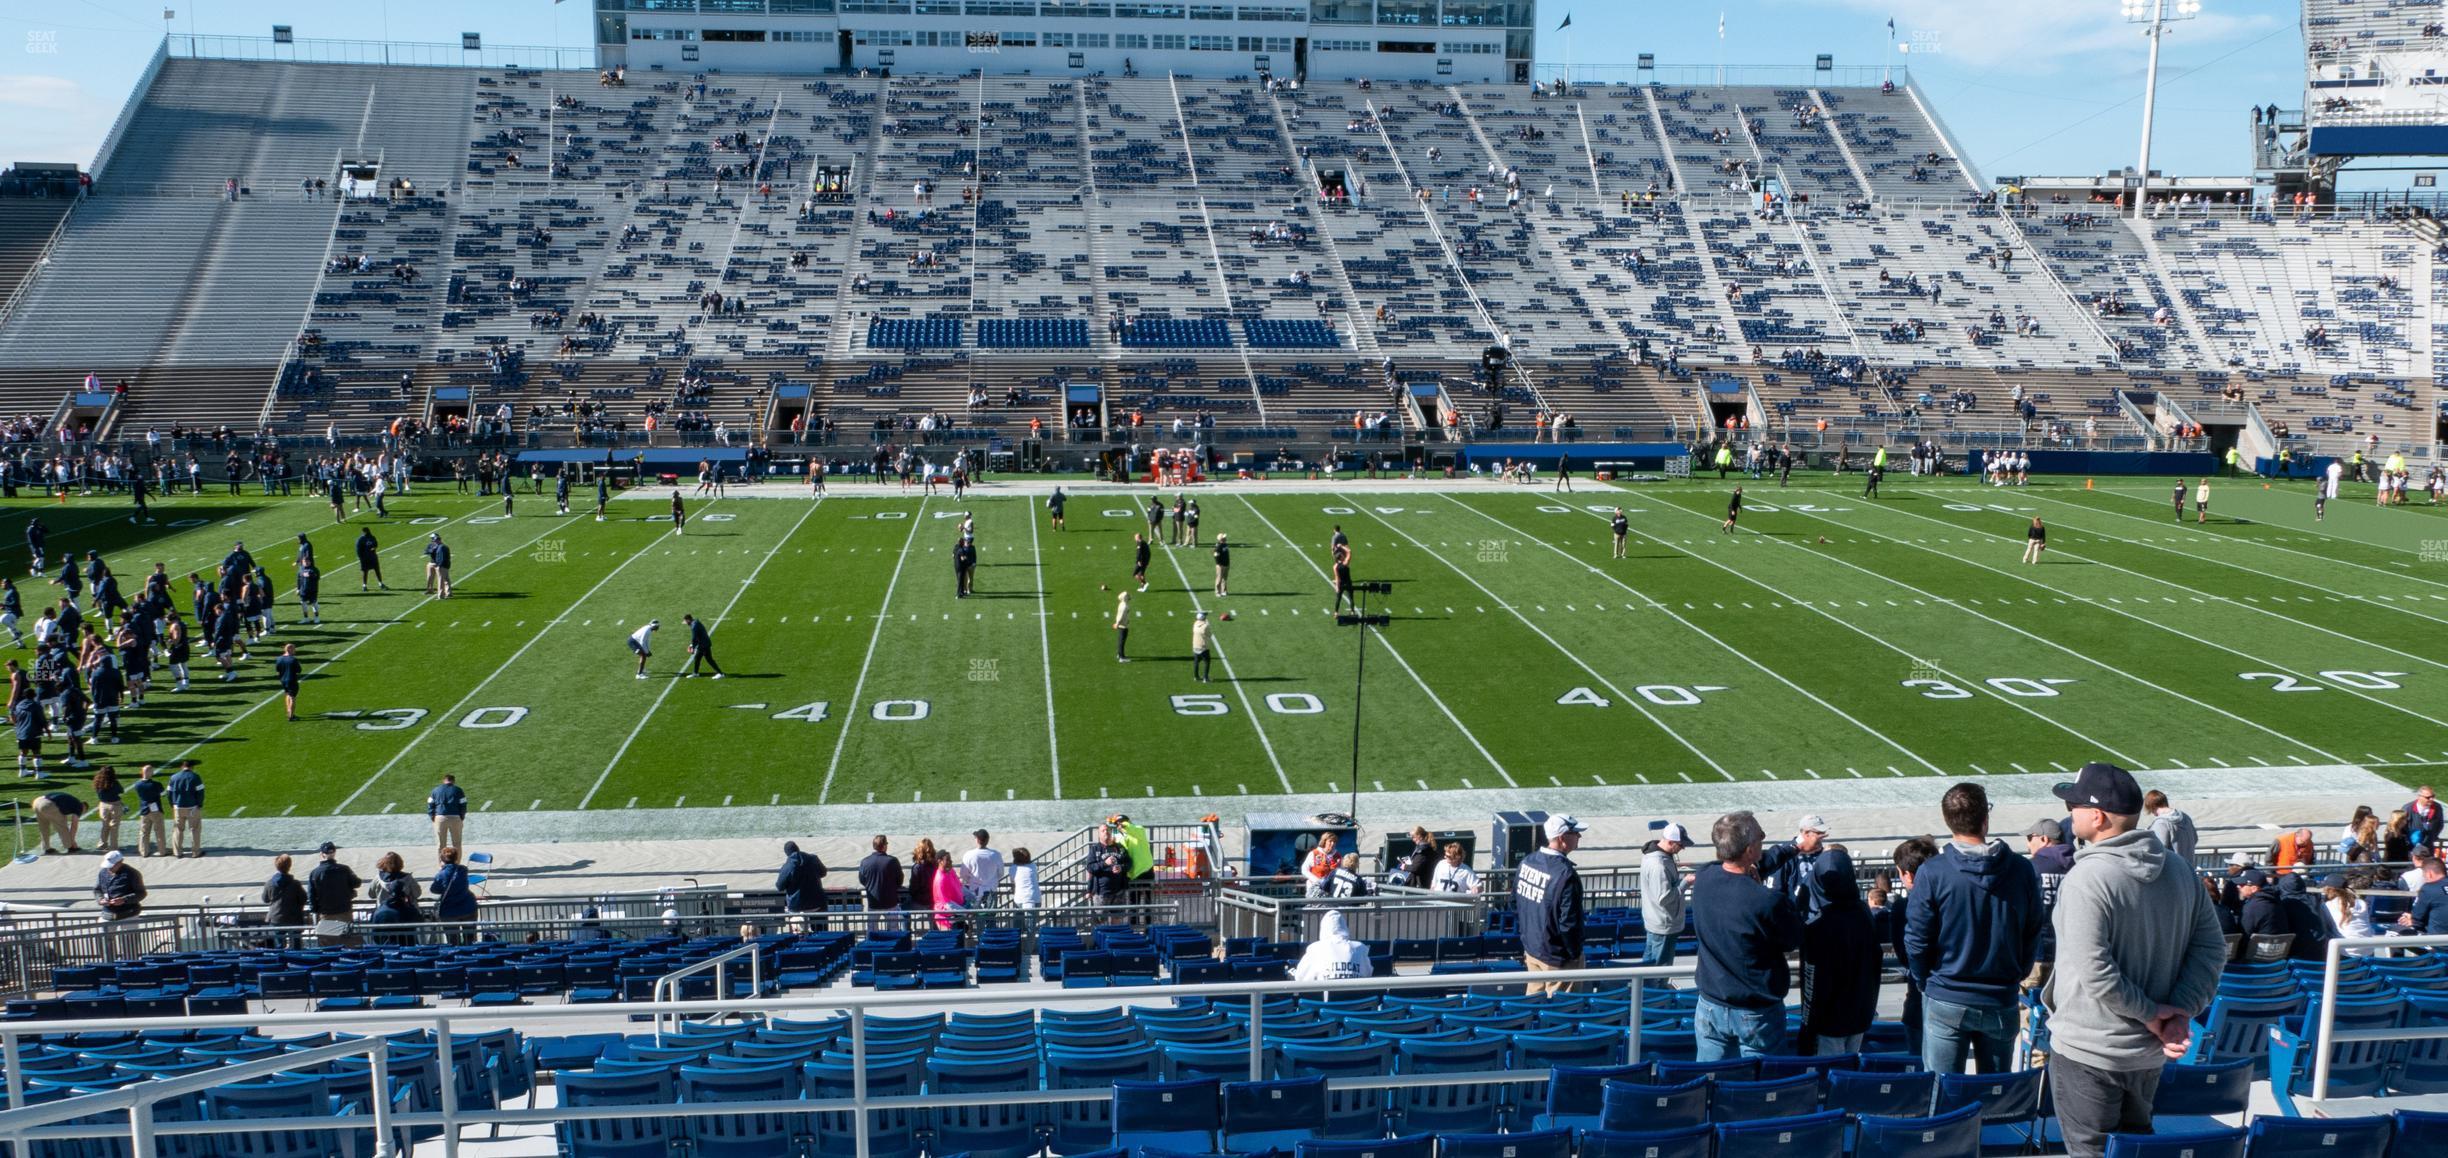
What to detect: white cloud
<box><xmin>1811</xmin><ymin>0</ymin><xmax>2275</xmax><ymax>73</ymax></box>
<box><xmin>0</xmin><ymin>75</ymin><xmax>114</xmax><ymax>166</ymax></box>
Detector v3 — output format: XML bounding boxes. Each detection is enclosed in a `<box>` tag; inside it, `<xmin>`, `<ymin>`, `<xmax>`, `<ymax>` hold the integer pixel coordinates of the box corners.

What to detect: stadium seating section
<box><xmin>0</xmin><ymin>56</ymin><xmax>2434</xmax><ymax>450</ymax></box>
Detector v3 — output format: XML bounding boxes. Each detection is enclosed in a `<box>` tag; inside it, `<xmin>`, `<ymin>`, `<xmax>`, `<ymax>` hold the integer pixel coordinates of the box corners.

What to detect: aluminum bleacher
<box><xmin>2</xmin><ymin>53</ymin><xmax>2436</xmax><ymax>449</ymax></box>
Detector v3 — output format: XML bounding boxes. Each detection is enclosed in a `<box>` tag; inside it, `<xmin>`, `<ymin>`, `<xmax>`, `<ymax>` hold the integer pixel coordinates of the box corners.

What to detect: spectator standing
<box><xmin>1883</xmin><ymin>837</ymin><xmax>1939</xmax><ymax>1053</ymax></box>
<box><xmin>94</xmin><ymin>850</ymin><xmax>146</xmax><ymax>956</ymax></box>
<box><xmin>1085</xmin><ymin>827</ymin><xmax>1127</xmax><ymax>911</ymax></box>
<box><xmin>775</xmin><ymin>840</ymin><xmax>828</xmax><ymax>920</ymax></box>
<box><xmin>1691</xmin><ymin>811</ymin><xmax>1802</xmax><ymax>1060</ymax></box>
<box><xmin>428</xmin><ymin>774</ymin><xmax>467</xmax><ymax>855</ymax></box>
<box><xmin>2026</xmin><ymin>818</ymin><xmax>2074</xmax><ymax>990</ymax></box>
<box><xmin>262</xmin><ymin>854</ymin><xmax>307</xmax><ymax>941</ymax></box>
<box><xmin>132</xmin><ymin>765</ymin><xmax>165</xmax><ymax>856</ymax></box>
<box><xmin>857</xmin><ymin>835</ymin><xmax>904</xmax><ymax>926</ymax></box>
<box><xmin>1800</xmin><ymin>849</ymin><xmax>1881</xmax><ymax>1056</ymax></box>
<box><xmin>306</xmin><ymin>842</ymin><xmax>362</xmax><ymax>943</ymax></box>
<box><xmin>431</xmin><ymin>848</ymin><xmax>477</xmax><ymax>939</ymax></box>
<box><xmin>2144</xmin><ymin>790</ymin><xmax>2198</xmax><ymax>865</ymax></box>
<box><xmin>1640</xmin><ymin>822</ymin><xmax>1691</xmax><ymax>965</ymax></box>
<box><xmin>1010</xmin><ymin>847</ymin><xmax>1041</xmax><ymax>909</ymax></box>
<box><xmin>165</xmin><ymin>759</ymin><xmax>204</xmax><ymax>857</ymax></box>
<box><xmin>2409</xmin><ymin>785</ymin><xmax>2445</xmax><ymax>851</ymax></box>
<box><xmin>958</xmin><ymin>829</ymin><xmax>1004</xmax><ymax>904</ymax></box>
<box><xmin>1395</xmin><ymin>826</ymin><xmax>1438</xmax><ymax>889</ymax></box>
<box><xmin>2043</xmin><ymin>763</ymin><xmax>2228</xmax><ymax>1158</ymax></box>
<box><xmin>1430</xmin><ymin>842</ymin><xmax>1480</xmax><ymax>893</ymax></box>
<box><xmin>1515</xmin><ymin>814</ymin><xmax>1589</xmax><ymax>996</ymax></box>
<box><xmin>1906</xmin><ymin>782</ymin><xmax>2043</xmax><ymax>1075</ymax></box>
<box><xmin>366</xmin><ymin>851</ymin><xmax>424</xmax><ymax>944</ymax></box>
<box><xmin>1757</xmin><ymin>815</ymin><xmax>1831</xmax><ymax>921</ymax></box>
<box><xmin>931</xmin><ymin>849</ymin><xmax>965</xmax><ymax>930</ymax></box>
<box><xmin>905</xmin><ymin>838</ymin><xmax>938</xmax><ymax>921</ymax></box>
<box><xmin>90</xmin><ymin>766</ymin><xmax>123</xmax><ymax>852</ymax></box>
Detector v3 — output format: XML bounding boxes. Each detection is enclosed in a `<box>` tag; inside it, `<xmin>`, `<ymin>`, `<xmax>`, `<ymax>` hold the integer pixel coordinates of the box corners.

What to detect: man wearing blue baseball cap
<box><xmin>2041</xmin><ymin>762</ymin><xmax>2228</xmax><ymax>1158</ymax></box>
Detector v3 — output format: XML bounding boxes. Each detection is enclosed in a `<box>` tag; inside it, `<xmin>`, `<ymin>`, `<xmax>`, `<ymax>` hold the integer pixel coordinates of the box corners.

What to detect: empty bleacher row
<box><xmin>8</xmin><ymin>915</ymin><xmax>2448</xmax><ymax>1158</ymax></box>
<box><xmin>3</xmin><ymin>56</ymin><xmax>2436</xmax><ymax>443</ymax></box>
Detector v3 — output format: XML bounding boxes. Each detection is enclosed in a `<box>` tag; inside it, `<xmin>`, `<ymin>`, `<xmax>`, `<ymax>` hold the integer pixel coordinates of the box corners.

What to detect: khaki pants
<box><xmin>32</xmin><ymin>799</ymin><xmax>77</xmax><ymax>852</ymax></box>
<box><xmin>434</xmin><ymin>815</ymin><xmax>464</xmax><ymax>856</ymax></box>
<box><xmin>138</xmin><ymin>809</ymin><xmax>165</xmax><ymax>856</ymax></box>
<box><xmin>1524</xmin><ymin>954</ymin><xmax>1584</xmax><ymax>998</ymax></box>
<box><xmin>93</xmin><ymin>801</ymin><xmax>122</xmax><ymax>851</ymax></box>
<box><xmin>172</xmin><ymin>806</ymin><xmax>202</xmax><ymax>856</ymax></box>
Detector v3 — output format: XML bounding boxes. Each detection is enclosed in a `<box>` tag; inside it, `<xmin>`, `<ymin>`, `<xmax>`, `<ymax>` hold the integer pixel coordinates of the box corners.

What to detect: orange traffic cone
<box><xmin>2084</xmin><ymin>478</ymin><xmax>2093</xmax><ymax>490</ymax></box>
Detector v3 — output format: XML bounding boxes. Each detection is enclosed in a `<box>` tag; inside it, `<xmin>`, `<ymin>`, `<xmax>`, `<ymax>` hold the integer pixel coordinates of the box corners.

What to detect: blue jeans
<box><xmin>1695</xmin><ymin>997</ymin><xmax>1785</xmax><ymax>1062</ymax></box>
<box><xmin>1922</xmin><ymin>997</ymin><xmax>2016</xmax><ymax>1074</ymax></box>
<box><xmin>1644</xmin><ymin>931</ymin><xmax>1677</xmax><ymax>967</ymax></box>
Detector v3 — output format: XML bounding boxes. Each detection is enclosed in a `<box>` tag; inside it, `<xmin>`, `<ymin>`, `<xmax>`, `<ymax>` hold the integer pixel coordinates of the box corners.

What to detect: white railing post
<box><xmin>435</xmin><ymin>1015</ymin><xmax>461</xmax><ymax>1158</ymax></box>
<box><xmin>850</xmin><ymin>1007</ymin><xmax>871</xmax><ymax>1158</ymax></box>
<box><xmin>1248</xmin><ymin>991</ymin><xmax>1265</xmax><ymax>1081</ymax></box>
<box><xmin>128</xmin><ymin>1097</ymin><xmax>155</xmax><ymax>1158</ymax></box>
<box><xmin>370</xmin><ymin>1047</ymin><xmax>394</xmax><ymax>1157</ymax></box>
<box><xmin>2312</xmin><ymin>936</ymin><xmax>2342</xmax><ymax>1101</ymax></box>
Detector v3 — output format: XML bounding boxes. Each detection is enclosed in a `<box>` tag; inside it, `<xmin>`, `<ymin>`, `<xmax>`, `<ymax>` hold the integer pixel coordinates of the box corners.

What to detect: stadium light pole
<box><xmin>2124</xmin><ymin>0</ymin><xmax>2202</xmax><ymax>220</ymax></box>
<box><xmin>1336</xmin><ymin>583</ymin><xmax>1393</xmax><ymax>834</ymax></box>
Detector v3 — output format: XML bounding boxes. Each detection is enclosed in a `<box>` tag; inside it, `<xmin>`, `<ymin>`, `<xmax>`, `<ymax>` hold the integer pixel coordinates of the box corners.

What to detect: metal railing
<box><xmin>2309</xmin><ymin>932</ymin><xmax>2448</xmax><ymax>1101</ymax></box>
<box><xmin>651</xmin><ymin>942</ymin><xmax>763</xmax><ymax>1044</ymax></box>
<box><xmin>0</xmin><ymin>1034</ymin><xmax>395</xmax><ymax>1157</ymax></box>
<box><xmin>1216</xmin><ymin>886</ymin><xmax>1485</xmax><ymax>944</ymax></box>
<box><xmin>0</xmin><ymin>960</ymin><xmax>1694</xmax><ymax>1158</ymax></box>
<box><xmin>167</xmin><ymin>34</ymin><xmax>595</xmax><ymax>72</ymax></box>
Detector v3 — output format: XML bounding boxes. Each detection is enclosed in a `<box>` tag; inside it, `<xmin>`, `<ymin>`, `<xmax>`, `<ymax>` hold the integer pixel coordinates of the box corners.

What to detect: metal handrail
<box><xmin>0</xmin><ymin>1034</ymin><xmax>392</xmax><ymax>1156</ymax></box>
<box><xmin>0</xmin><ymin>961</ymin><xmax>1692</xmax><ymax>1158</ymax></box>
<box><xmin>0</xmin><ymin>197</ymin><xmax>78</xmax><ymax>327</ymax></box>
<box><xmin>651</xmin><ymin>941</ymin><xmax>763</xmax><ymax>1044</ymax></box>
<box><xmin>2310</xmin><ymin>931</ymin><xmax>2448</xmax><ymax>1101</ymax></box>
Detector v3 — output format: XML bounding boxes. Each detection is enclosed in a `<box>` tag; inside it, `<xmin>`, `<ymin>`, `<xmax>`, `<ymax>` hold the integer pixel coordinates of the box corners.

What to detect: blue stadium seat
<box><xmin>2150</xmin><ymin>1057</ymin><xmax>2255</xmax><ymax>1133</ymax></box>
<box><xmin>1292</xmin><ymin>1134</ymin><xmax>1435</xmax><ymax>1158</ymax></box>
<box><xmin>1933</xmin><ymin>1068</ymin><xmax>2046</xmax><ymax>1153</ymax></box>
<box><xmin>205</xmin><ymin>1073</ymin><xmax>375</xmax><ymax>1158</ymax></box>
<box><xmin>1390</xmin><ymin>1033</ymin><xmax>1506</xmax><ymax>1135</ymax></box>
<box><xmin>1437</xmin><ymin>1126</ymin><xmax>1573</xmax><ymax>1158</ymax></box>
<box><xmin>803</xmin><ymin>1052</ymin><xmax>926</xmax><ymax>1158</ymax></box>
<box><xmin>1536</xmin><ymin>1061</ymin><xmax>1651</xmax><ymax>1131</ymax></box>
<box><xmin>1277</xmin><ymin>1038</ymin><xmax>1394</xmax><ymax>1139</ymax></box>
<box><xmin>1047</xmin><ymin>1041</ymin><xmax>1160</xmax><ymax>1153</ymax></box>
<box><xmin>1600</xmin><ymin>1076</ymin><xmax>1711</xmax><ymax>1132</ymax></box>
<box><xmin>1112</xmin><ymin>1077</ymin><xmax>1222</xmax><ymax>1152</ymax></box>
<box><xmin>1827</xmin><ymin>1068</ymin><xmax>1936</xmax><ymax>1119</ymax></box>
<box><xmin>1712</xmin><ymin>1072</ymin><xmax>1825</xmax><ymax>1122</ymax></box>
<box><xmin>1853</xmin><ymin>1103</ymin><xmax>1984</xmax><ymax>1158</ymax></box>
<box><xmin>2242</xmin><ymin>1113</ymin><xmax>2393</xmax><ymax>1158</ymax></box>
<box><xmin>2104</xmin><ymin>1126</ymin><xmax>2247</xmax><ymax>1158</ymax></box>
<box><xmin>1581</xmin><ymin>1123</ymin><xmax>1716</xmax><ymax>1158</ymax></box>
<box><xmin>1714</xmin><ymin>1107</ymin><xmax>1847</xmax><ymax>1158</ymax></box>
<box><xmin>1222</xmin><ymin>1074</ymin><xmax>1327</xmax><ymax>1151</ymax></box>
<box><xmin>2397</xmin><ymin>1109</ymin><xmax>2448</xmax><ymax>1151</ymax></box>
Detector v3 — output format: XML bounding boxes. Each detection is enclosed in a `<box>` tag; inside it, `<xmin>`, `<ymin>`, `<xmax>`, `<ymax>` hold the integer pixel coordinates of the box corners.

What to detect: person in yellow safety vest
<box><xmin>1714</xmin><ymin>443</ymin><xmax>1734</xmax><ymax>479</ymax></box>
<box><xmin>2351</xmin><ymin>449</ymin><xmax>2367</xmax><ymax>483</ymax></box>
<box><xmin>1873</xmin><ymin>445</ymin><xmax>1888</xmax><ymax>471</ymax></box>
<box><xmin>2225</xmin><ymin>446</ymin><xmax>2239</xmax><ymax>477</ymax></box>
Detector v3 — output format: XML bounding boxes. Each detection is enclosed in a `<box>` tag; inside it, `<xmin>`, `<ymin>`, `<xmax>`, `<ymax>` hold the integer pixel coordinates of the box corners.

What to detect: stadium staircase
<box><xmin>0</xmin><ymin>200</ymin><xmax>74</xmax><ymax>325</ymax></box>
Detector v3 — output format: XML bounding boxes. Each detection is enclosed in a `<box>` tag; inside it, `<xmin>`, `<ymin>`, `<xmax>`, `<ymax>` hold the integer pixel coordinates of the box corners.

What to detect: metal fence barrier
<box><xmin>0</xmin><ymin>961</ymin><xmax>1695</xmax><ymax>1158</ymax></box>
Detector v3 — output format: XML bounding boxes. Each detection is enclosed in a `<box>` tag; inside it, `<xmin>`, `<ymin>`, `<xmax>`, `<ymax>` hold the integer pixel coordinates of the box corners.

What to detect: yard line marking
<box><xmin>1239</xmin><ymin>497</ymin><xmax>1513</xmax><ymax>785</ymax></box>
<box><xmin>1158</xmin><ymin>506</ymin><xmax>1292</xmax><ymax>793</ymax></box>
<box><xmin>1651</xmin><ymin>494</ymin><xmax>2331</xmax><ymax>764</ymax></box>
<box><xmin>337</xmin><ymin>502</ymin><xmax>733</xmax><ymax>815</ymax></box>
<box><xmin>480</xmin><ymin>800</ymin><xmax>494</xmax><ymax>812</ymax></box>
<box><xmin>771</xmin><ymin>794</ymin><xmax>781</xmax><ymax>805</ymax></box>
<box><xmin>1470</xmin><ymin>499</ymin><xmax>1949</xmax><ymax>774</ymax></box>
<box><xmin>1825</xmin><ymin>499</ymin><xmax>2448</xmax><ymax>738</ymax></box>
<box><xmin>587</xmin><ymin>498</ymin><xmax>824</xmax><ymax>808</ymax></box>
<box><xmin>1969</xmin><ymin>763</ymin><xmax>1989</xmax><ymax>775</ymax></box>
<box><xmin>176</xmin><ymin>508</ymin><xmax>583</xmax><ymax>774</ymax></box>
<box><xmin>673</xmin><ymin>796</ymin><xmax>685</xmax><ymax>808</ymax></box>
<box><xmin>230</xmin><ymin>806</ymin><xmax>246</xmax><ymax>817</ymax></box>
<box><xmin>818</xmin><ymin>498</ymin><xmax>927</xmax><ymax>805</ymax></box>
<box><xmin>1026</xmin><ymin>496</ymin><xmax>1063</xmax><ymax>798</ymax></box>
<box><xmin>381</xmin><ymin>802</ymin><xmax>395</xmax><ymax>814</ymax></box>
<box><xmin>2086</xmin><ymin>484</ymin><xmax>2448</xmax><ymax>573</ymax></box>
<box><xmin>2015</xmin><ymin>490</ymin><xmax>2448</xmax><ymax>641</ymax></box>
<box><xmin>529</xmin><ymin>800</ymin><xmax>542</xmax><ymax>811</ymax></box>
<box><xmin>626</xmin><ymin>797</ymin><xmax>637</xmax><ymax>809</ymax></box>
<box><xmin>280</xmin><ymin>804</ymin><xmax>295</xmax><ymax>816</ymax></box>
<box><xmin>1357</xmin><ymin>504</ymin><xmax>1732</xmax><ymax>779</ymax></box>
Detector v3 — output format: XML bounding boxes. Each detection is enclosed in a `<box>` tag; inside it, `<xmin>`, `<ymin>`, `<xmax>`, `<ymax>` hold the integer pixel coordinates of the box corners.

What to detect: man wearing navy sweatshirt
<box><xmin>1904</xmin><ymin>781</ymin><xmax>2043</xmax><ymax>1075</ymax></box>
<box><xmin>1691</xmin><ymin>810</ymin><xmax>1802</xmax><ymax>1060</ymax></box>
<box><xmin>1515</xmin><ymin>814</ymin><xmax>1588</xmax><ymax>996</ymax></box>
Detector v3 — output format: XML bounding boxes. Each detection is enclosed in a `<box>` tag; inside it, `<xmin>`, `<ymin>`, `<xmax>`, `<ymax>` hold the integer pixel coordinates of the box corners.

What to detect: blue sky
<box><xmin>4</xmin><ymin>1</ymin><xmax>2314</xmax><ymax>185</ymax></box>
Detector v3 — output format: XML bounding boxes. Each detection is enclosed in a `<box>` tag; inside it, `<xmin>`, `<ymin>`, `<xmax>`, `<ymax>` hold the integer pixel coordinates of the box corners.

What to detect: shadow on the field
<box><xmin>969</xmin><ymin>591</ymin><xmax>1044</xmax><ymax>600</ymax></box>
<box><xmin>428</xmin><ymin>590</ymin><xmax>527</xmax><ymax>600</ymax></box>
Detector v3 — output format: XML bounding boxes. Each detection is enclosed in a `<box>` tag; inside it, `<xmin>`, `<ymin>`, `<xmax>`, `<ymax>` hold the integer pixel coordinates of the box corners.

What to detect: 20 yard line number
<box><xmin>2241</xmin><ymin>670</ymin><xmax>2409</xmax><ymax>692</ymax></box>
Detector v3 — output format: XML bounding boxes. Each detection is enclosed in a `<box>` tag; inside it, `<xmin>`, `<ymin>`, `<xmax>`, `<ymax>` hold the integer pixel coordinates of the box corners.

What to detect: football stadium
<box><xmin>0</xmin><ymin>1</ymin><xmax>2446</xmax><ymax>1154</ymax></box>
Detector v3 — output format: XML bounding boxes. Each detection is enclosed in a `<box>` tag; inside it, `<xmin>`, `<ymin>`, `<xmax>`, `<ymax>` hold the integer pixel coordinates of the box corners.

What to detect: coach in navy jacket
<box><xmin>1904</xmin><ymin>782</ymin><xmax>2043</xmax><ymax>1075</ymax></box>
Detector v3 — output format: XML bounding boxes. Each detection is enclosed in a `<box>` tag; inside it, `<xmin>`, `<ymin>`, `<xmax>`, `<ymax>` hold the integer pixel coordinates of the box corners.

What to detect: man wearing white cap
<box><xmin>1759</xmin><ymin>815</ymin><xmax>1832</xmax><ymax>922</ymax></box>
<box><xmin>1515</xmin><ymin>813</ymin><xmax>1589</xmax><ymax>995</ymax></box>
<box><xmin>1642</xmin><ymin>822</ymin><xmax>1692</xmax><ymax>966</ymax></box>
<box><xmin>94</xmin><ymin>849</ymin><xmax>147</xmax><ymax>955</ymax></box>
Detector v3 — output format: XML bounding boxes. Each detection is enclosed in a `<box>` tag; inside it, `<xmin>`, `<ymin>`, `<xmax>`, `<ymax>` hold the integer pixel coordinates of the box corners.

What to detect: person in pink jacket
<box><xmin>932</xmin><ymin>849</ymin><xmax>965</xmax><ymax>929</ymax></box>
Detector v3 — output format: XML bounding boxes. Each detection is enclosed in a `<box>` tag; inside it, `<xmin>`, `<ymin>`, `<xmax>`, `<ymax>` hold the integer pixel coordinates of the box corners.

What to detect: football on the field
<box><xmin>1220</xmin><ymin>611</ymin><xmax>1234</xmax><ymax>621</ymax></box>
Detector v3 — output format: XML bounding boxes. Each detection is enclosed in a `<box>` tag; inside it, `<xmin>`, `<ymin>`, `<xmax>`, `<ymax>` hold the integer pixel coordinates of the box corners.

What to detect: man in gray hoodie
<box><xmin>1640</xmin><ymin>822</ymin><xmax>1690</xmax><ymax>966</ymax></box>
<box><xmin>2143</xmin><ymin>789</ymin><xmax>2198</xmax><ymax>865</ymax></box>
<box><xmin>2044</xmin><ymin>763</ymin><xmax>2227</xmax><ymax>1158</ymax></box>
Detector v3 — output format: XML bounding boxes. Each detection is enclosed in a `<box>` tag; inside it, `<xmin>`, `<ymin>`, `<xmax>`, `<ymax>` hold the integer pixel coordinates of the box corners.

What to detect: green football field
<box><xmin>2</xmin><ymin>469</ymin><xmax>2445</xmax><ymax>820</ymax></box>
